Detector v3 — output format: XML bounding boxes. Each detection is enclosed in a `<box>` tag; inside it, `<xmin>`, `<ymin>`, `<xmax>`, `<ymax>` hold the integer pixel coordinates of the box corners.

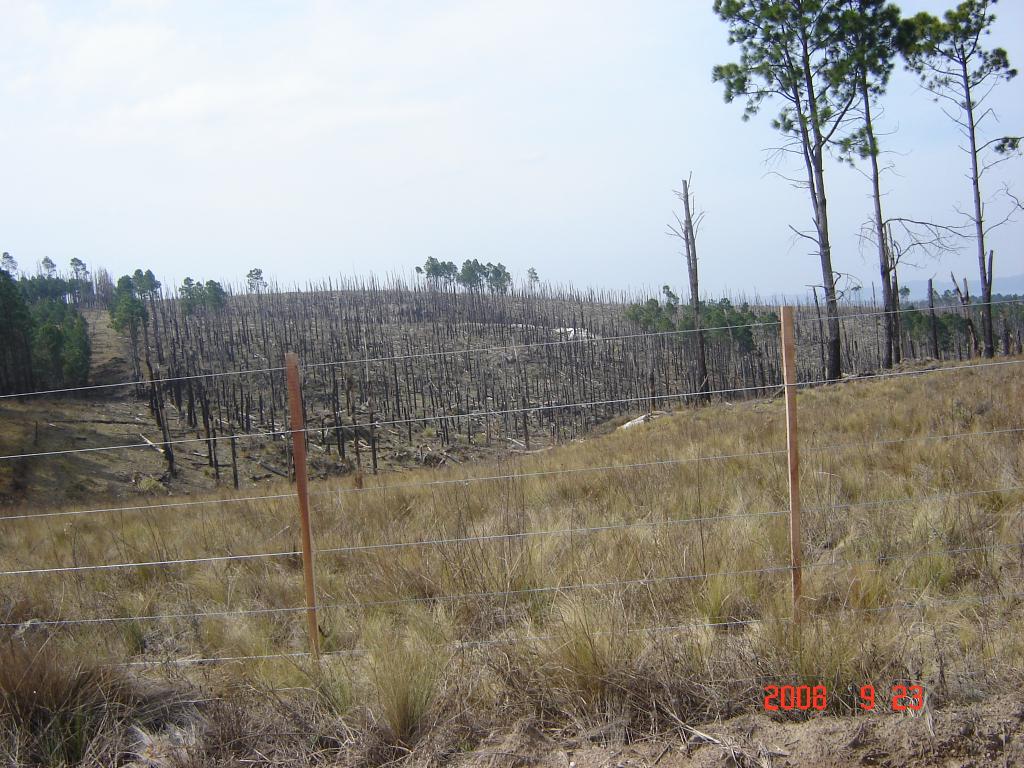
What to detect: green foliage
<box><xmin>246</xmin><ymin>267</ymin><xmax>267</xmax><ymax>292</ymax></box>
<box><xmin>457</xmin><ymin>258</ymin><xmax>488</xmax><ymax>291</ymax></box>
<box><xmin>204</xmin><ymin>279</ymin><xmax>227</xmax><ymax>309</ymax></box>
<box><xmin>30</xmin><ymin>300</ymin><xmax>91</xmax><ymax>388</ymax></box>
<box><xmin>19</xmin><ymin>274</ymin><xmax>70</xmax><ymax>303</ymax></box>
<box><xmin>60</xmin><ymin>312</ymin><xmax>91</xmax><ymax>385</ymax></box>
<box><xmin>662</xmin><ymin>285</ymin><xmax>679</xmax><ymax>311</ymax></box>
<box><xmin>0</xmin><ymin>267</ymin><xmax>91</xmax><ymax>393</ymax></box>
<box><xmin>110</xmin><ymin>274</ymin><xmax>148</xmax><ymax>339</ymax></box>
<box><xmin>111</xmin><ymin>291</ymin><xmax>146</xmax><ymax>336</ymax></box>
<box><xmin>625</xmin><ymin>298</ymin><xmax>676</xmax><ymax>332</ymax></box>
<box><xmin>18</xmin><ymin>268</ymin><xmax>94</xmax><ymax>306</ymax></box>
<box><xmin>712</xmin><ymin>0</ymin><xmax>866</xmax><ymax>379</ymax></box>
<box><xmin>902</xmin><ymin>308</ymin><xmax>967</xmax><ymax>354</ymax></box>
<box><xmin>131</xmin><ymin>268</ymin><xmax>161</xmax><ymax>299</ymax></box>
<box><xmin>900</xmin><ymin>1</ymin><xmax>1019</xmax><ymax>153</ymax></box>
<box><xmin>626</xmin><ymin>294</ymin><xmax>773</xmax><ymax>355</ymax></box>
<box><xmin>901</xmin><ymin>1</ymin><xmax>1016</xmax><ymax>86</ymax></box>
<box><xmin>685</xmin><ymin>299</ymin><xmax>774</xmax><ymax>354</ymax></box>
<box><xmin>420</xmin><ymin>257</ymin><xmax>459</xmax><ymax>287</ymax></box>
<box><xmin>0</xmin><ymin>269</ymin><xmax>34</xmax><ymax>393</ymax></box>
<box><xmin>485</xmin><ymin>262</ymin><xmax>512</xmax><ymax>294</ymax></box>
<box><xmin>900</xmin><ymin>297</ymin><xmax>1022</xmax><ymax>354</ymax></box>
<box><xmin>833</xmin><ymin>1</ymin><xmax>903</xmax><ymax>164</ymax></box>
<box><xmin>179</xmin><ymin>277</ymin><xmax>227</xmax><ymax>314</ymax></box>
<box><xmin>69</xmin><ymin>257</ymin><xmax>89</xmax><ymax>281</ymax></box>
<box><xmin>420</xmin><ymin>257</ymin><xmax>512</xmax><ymax>293</ymax></box>
<box><xmin>712</xmin><ymin>0</ymin><xmax>857</xmax><ymax>140</ymax></box>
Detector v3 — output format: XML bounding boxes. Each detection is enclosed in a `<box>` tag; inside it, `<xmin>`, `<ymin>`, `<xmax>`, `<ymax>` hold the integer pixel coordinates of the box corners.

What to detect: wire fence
<box><xmin>3</xmin><ymin>297</ymin><xmax>1021</xmax><ymax>402</ymax></box>
<box><xmin>115</xmin><ymin>585</ymin><xmax>1024</xmax><ymax>670</ymax></box>
<box><xmin>1</xmin><ymin>304</ymin><xmax>1022</xmax><ymax>680</ymax></box>
<box><xmin>6</xmin><ymin>537</ymin><xmax>1021</xmax><ymax>636</ymax></box>
<box><xmin>2</xmin><ymin>357</ymin><xmax>1022</xmax><ymax>463</ymax></box>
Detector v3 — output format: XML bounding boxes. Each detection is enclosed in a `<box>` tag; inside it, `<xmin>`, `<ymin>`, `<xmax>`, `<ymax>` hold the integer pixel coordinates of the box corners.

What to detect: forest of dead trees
<box><xmin>114</xmin><ymin>275</ymin><xmax>1024</xmax><ymax>483</ymax></box>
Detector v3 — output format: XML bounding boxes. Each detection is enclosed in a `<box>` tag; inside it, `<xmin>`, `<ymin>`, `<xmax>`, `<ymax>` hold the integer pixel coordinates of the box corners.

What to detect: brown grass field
<box><xmin>1</xmin><ymin>356</ymin><xmax>1023</xmax><ymax>766</ymax></box>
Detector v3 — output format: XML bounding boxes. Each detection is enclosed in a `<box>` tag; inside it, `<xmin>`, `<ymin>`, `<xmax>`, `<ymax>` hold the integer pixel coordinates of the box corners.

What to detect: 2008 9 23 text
<box><xmin>763</xmin><ymin>684</ymin><xmax>924</xmax><ymax>712</ymax></box>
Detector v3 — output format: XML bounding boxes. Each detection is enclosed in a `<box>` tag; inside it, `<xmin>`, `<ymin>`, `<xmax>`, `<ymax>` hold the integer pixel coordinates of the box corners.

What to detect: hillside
<box><xmin>4</xmin><ymin>278</ymin><xmax>1022</xmax><ymax>512</ymax></box>
<box><xmin>2</xmin><ymin>355</ymin><xmax>1022</xmax><ymax>765</ymax></box>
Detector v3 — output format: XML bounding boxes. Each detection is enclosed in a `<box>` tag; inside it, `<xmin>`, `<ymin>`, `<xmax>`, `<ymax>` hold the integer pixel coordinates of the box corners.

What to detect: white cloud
<box><xmin>0</xmin><ymin>0</ymin><xmax>1020</xmax><ymax>293</ymax></box>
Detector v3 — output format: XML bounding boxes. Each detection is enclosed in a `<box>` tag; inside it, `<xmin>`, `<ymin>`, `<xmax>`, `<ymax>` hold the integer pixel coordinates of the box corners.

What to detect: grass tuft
<box><xmin>0</xmin><ymin>640</ymin><xmax>193</xmax><ymax>766</ymax></box>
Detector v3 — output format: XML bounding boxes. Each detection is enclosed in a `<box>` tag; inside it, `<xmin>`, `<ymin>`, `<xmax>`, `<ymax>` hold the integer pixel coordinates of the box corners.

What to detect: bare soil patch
<box><xmin>461</xmin><ymin>697</ymin><xmax>1024</xmax><ymax>768</ymax></box>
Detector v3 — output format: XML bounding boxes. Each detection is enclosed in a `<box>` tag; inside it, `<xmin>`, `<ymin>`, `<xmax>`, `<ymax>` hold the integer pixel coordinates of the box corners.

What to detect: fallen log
<box><xmin>257</xmin><ymin>460</ymin><xmax>289</xmax><ymax>478</ymax></box>
<box><xmin>139</xmin><ymin>434</ymin><xmax>165</xmax><ymax>454</ymax></box>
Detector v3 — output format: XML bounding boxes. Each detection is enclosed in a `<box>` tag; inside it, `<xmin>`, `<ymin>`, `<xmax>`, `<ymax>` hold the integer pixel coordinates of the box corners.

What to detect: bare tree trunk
<box><xmin>812</xmin><ymin>289</ymin><xmax>826</xmax><ymax>380</ymax></box>
<box><xmin>961</xmin><ymin>61</ymin><xmax>994</xmax><ymax>357</ymax></box>
<box><xmin>680</xmin><ymin>178</ymin><xmax>710</xmax><ymax>400</ymax></box>
<box><xmin>812</xmin><ymin>167</ymin><xmax>841</xmax><ymax>381</ymax></box>
<box><xmin>862</xmin><ymin>79</ymin><xmax>894</xmax><ymax>369</ymax></box>
<box><xmin>230</xmin><ymin>435</ymin><xmax>239</xmax><ymax>489</ymax></box>
<box><xmin>890</xmin><ymin>267</ymin><xmax>903</xmax><ymax>363</ymax></box>
<box><xmin>952</xmin><ymin>273</ymin><xmax>979</xmax><ymax>356</ymax></box>
<box><xmin>796</xmin><ymin>37</ymin><xmax>841</xmax><ymax>380</ymax></box>
<box><xmin>151</xmin><ymin>369</ymin><xmax>175</xmax><ymax>478</ymax></box>
<box><xmin>928</xmin><ymin>278</ymin><xmax>940</xmax><ymax>359</ymax></box>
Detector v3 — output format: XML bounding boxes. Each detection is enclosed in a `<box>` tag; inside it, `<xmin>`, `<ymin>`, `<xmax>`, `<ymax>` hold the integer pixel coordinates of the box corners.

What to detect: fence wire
<box><xmin>3</xmin><ymin>297</ymin><xmax>1020</xmax><ymax>402</ymax></box>
<box><xmin>1</xmin><ymin>329</ymin><xmax>1021</xmax><ymax>681</ymax></box>
<box><xmin>5</xmin><ymin>536</ymin><xmax>1020</xmax><ymax>628</ymax></box>
<box><xmin>114</xmin><ymin>586</ymin><xmax>1024</xmax><ymax>670</ymax></box>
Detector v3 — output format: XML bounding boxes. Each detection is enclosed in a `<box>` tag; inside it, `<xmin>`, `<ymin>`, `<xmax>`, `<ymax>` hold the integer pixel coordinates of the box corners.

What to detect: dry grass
<box><xmin>1</xmin><ymin>358</ymin><xmax>1022</xmax><ymax>764</ymax></box>
<box><xmin>0</xmin><ymin>639</ymin><xmax>195</xmax><ymax>766</ymax></box>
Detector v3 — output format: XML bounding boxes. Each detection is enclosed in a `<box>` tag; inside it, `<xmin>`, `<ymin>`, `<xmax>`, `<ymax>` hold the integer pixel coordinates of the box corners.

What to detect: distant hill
<box><xmin>903</xmin><ymin>273</ymin><xmax>1024</xmax><ymax>300</ymax></box>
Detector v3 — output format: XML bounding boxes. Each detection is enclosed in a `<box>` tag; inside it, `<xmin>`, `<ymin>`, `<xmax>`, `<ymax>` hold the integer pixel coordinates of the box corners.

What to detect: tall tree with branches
<box><xmin>901</xmin><ymin>0</ymin><xmax>1021</xmax><ymax>358</ymax></box>
<box><xmin>833</xmin><ymin>0</ymin><xmax>903</xmax><ymax>368</ymax></box>
<box><xmin>713</xmin><ymin>0</ymin><xmax>861</xmax><ymax>380</ymax></box>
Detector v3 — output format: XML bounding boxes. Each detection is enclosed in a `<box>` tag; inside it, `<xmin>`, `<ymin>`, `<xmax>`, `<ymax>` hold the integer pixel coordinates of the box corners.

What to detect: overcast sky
<box><xmin>1</xmin><ymin>0</ymin><xmax>1021</xmax><ymax>299</ymax></box>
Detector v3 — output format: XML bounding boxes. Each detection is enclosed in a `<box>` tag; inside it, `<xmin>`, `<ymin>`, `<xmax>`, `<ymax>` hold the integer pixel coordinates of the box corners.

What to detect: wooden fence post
<box><xmin>779</xmin><ymin>307</ymin><xmax>802</xmax><ymax>623</ymax></box>
<box><xmin>285</xmin><ymin>352</ymin><xmax>320</xmax><ymax>658</ymax></box>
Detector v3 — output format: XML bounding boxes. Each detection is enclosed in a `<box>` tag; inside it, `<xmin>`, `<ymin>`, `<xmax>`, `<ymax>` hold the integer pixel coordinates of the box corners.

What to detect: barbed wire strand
<box><xmin>0</xmin><ymin>548</ymin><xmax>301</xmax><ymax>577</ymax></box>
<box><xmin>0</xmin><ymin>512</ymin><xmax>790</xmax><ymax>626</ymax></box>
<box><xmin>116</xmin><ymin>585</ymin><xmax>1024</xmax><ymax>669</ymax></box>
<box><xmin>3</xmin><ymin>420</ymin><xmax>1019</xmax><ymax>525</ymax></box>
<box><xmin>0</xmin><ymin>492</ymin><xmax>297</xmax><ymax>523</ymax></box>
<box><xmin>3</xmin><ymin>298</ymin><xmax>1021</xmax><ymax>402</ymax></box>
<box><xmin>3</xmin><ymin>474</ymin><xmax>1020</xmax><ymax>577</ymax></box>
<box><xmin>6</xmin><ymin>532</ymin><xmax>1019</xmax><ymax>633</ymax></box>
<box><xmin>3</xmin><ymin>356</ymin><xmax>1023</xmax><ymax>463</ymax></box>
<box><xmin>0</xmin><ymin>317</ymin><xmax>780</xmax><ymax>401</ymax></box>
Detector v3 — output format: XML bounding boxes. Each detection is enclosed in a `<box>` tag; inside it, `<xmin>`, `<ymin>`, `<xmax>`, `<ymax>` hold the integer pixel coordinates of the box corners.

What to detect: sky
<box><xmin>1</xmin><ymin>0</ymin><xmax>1022</xmax><ymax>300</ymax></box>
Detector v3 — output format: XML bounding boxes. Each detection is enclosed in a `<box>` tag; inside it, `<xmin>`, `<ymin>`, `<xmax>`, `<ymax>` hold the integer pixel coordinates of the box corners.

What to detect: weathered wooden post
<box><xmin>285</xmin><ymin>352</ymin><xmax>320</xmax><ymax>658</ymax></box>
<box><xmin>779</xmin><ymin>307</ymin><xmax>802</xmax><ymax>623</ymax></box>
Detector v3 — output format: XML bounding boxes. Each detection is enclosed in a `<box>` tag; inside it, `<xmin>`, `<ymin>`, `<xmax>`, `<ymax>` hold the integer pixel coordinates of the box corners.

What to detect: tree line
<box><xmin>415</xmin><ymin>257</ymin><xmax>523</xmax><ymax>293</ymax></box>
<box><xmin>0</xmin><ymin>253</ymin><xmax>92</xmax><ymax>394</ymax></box>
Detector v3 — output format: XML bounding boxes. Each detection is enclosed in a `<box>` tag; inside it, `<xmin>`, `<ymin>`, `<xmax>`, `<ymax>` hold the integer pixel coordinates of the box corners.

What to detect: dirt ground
<box><xmin>462</xmin><ymin>697</ymin><xmax>1024</xmax><ymax>768</ymax></box>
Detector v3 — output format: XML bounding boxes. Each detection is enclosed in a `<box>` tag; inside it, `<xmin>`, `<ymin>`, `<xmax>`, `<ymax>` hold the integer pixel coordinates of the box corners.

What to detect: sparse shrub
<box><xmin>0</xmin><ymin>640</ymin><xmax>192</xmax><ymax>766</ymax></box>
<box><xmin>137</xmin><ymin>476</ymin><xmax>165</xmax><ymax>495</ymax></box>
<box><xmin>364</xmin><ymin>613</ymin><xmax>445</xmax><ymax>747</ymax></box>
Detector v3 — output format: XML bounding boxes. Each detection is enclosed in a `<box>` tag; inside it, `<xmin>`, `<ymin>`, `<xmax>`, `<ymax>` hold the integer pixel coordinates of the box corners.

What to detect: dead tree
<box><xmin>668</xmin><ymin>176</ymin><xmax>710</xmax><ymax>400</ymax></box>
<box><xmin>951</xmin><ymin>272</ymin><xmax>980</xmax><ymax>356</ymax></box>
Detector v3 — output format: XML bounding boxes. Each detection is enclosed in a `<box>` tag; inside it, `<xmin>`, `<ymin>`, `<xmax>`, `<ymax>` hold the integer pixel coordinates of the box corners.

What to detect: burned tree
<box><xmin>668</xmin><ymin>176</ymin><xmax>710</xmax><ymax>399</ymax></box>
